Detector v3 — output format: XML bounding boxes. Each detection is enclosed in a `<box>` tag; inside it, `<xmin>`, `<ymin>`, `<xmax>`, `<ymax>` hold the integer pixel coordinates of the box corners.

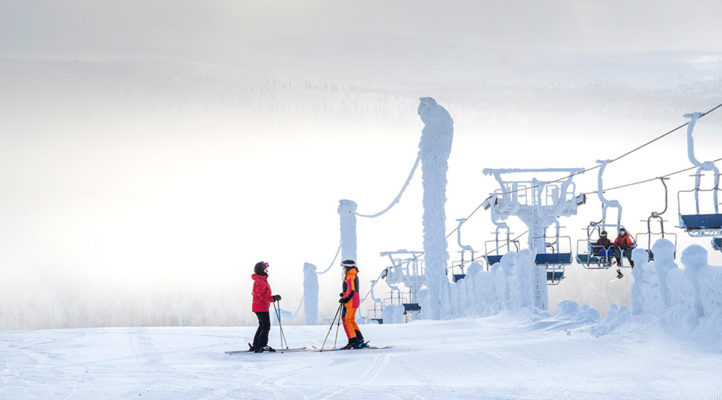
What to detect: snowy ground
<box><xmin>2</xmin><ymin>312</ymin><xmax>721</xmax><ymax>400</ymax></box>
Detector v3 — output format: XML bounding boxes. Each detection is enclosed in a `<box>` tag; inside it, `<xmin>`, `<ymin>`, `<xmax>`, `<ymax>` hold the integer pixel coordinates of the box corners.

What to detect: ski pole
<box><xmin>320</xmin><ymin>303</ymin><xmax>343</xmax><ymax>351</ymax></box>
<box><xmin>278</xmin><ymin>301</ymin><xmax>288</xmax><ymax>348</ymax></box>
<box><xmin>273</xmin><ymin>301</ymin><xmax>288</xmax><ymax>349</ymax></box>
<box><xmin>333</xmin><ymin>304</ymin><xmax>342</xmax><ymax>349</ymax></box>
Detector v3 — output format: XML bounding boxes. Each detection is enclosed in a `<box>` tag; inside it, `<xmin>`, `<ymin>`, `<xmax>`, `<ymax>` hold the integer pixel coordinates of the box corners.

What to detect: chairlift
<box><xmin>483</xmin><ymin>225</ymin><xmax>520</xmax><ymax>266</ymax></box>
<box><xmin>380</xmin><ymin>250</ymin><xmax>424</xmax><ymax>320</ymax></box>
<box><xmin>534</xmin><ymin>221</ymin><xmax>573</xmax><ymax>284</ymax></box>
<box><xmin>635</xmin><ymin>177</ymin><xmax>678</xmax><ymax>260</ymax></box>
<box><xmin>677</xmin><ymin>112</ymin><xmax>722</xmax><ymax>237</ymax></box>
<box><xmin>576</xmin><ymin>221</ymin><xmax>614</xmax><ymax>268</ymax></box>
<box><xmin>576</xmin><ymin>160</ymin><xmax>634</xmax><ymax>268</ymax></box>
<box><xmin>366</xmin><ymin>279</ymin><xmax>385</xmax><ymax>324</ymax></box>
<box><xmin>450</xmin><ymin>218</ymin><xmax>477</xmax><ymax>282</ymax></box>
<box><xmin>379</xmin><ymin>285</ymin><xmax>419</xmax><ymax>322</ymax></box>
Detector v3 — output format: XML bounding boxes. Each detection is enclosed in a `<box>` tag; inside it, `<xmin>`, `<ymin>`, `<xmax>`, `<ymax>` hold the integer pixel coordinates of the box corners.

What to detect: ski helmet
<box><xmin>341</xmin><ymin>259</ymin><xmax>357</xmax><ymax>269</ymax></box>
<box><xmin>254</xmin><ymin>261</ymin><xmax>268</xmax><ymax>274</ymax></box>
<box><xmin>600</xmin><ymin>231</ymin><xmax>608</xmax><ymax>237</ymax></box>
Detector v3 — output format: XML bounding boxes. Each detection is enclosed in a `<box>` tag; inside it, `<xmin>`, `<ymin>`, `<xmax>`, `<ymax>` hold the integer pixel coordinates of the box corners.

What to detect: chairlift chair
<box><xmin>484</xmin><ymin>225</ymin><xmax>520</xmax><ymax>266</ymax></box>
<box><xmin>382</xmin><ymin>285</ymin><xmax>419</xmax><ymax>322</ymax></box>
<box><xmin>380</xmin><ymin>250</ymin><xmax>424</xmax><ymax>321</ymax></box>
<box><xmin>580</xmin><ymin>223</ymin><xmax>635</xmax><ymax>268</ymax></box>
<box><xmin>449</xmin><ymin>257</ymin><xmax>482</xmax><ymax>282</ymax></box>
<box><xmin>366</xmin><ymin>279</ymin><xmax>385</xmax><ymax>324</ymax></box>
<box><xmin>677</xmin><ymin>112</ymin><xmax>722</xmax><ymax>238</ymax></box>
<box><xmin>678</xmin><ymin>187</ymin><xmax>722</xmax><ymax>237</ymax></box>
<box><xmin>635</xmin><ymin>177</ymin><xmax>678</xmax><ymax>260</ymax></box>
<box><xmin>576</xmin><ymin>221</ymin><xmax>614</xmax><ymax>269</ymax></box>
<box><xmin>576</xmin><ymin>159</ymin><xmax>634</xmax><ymax>268</ymax></box>
<box><xmin>534</xmin><ymin>222</ymin><xmax>573</xmax><ymax>284</ymax></box>
<box><xmin>449</xmin><ymin>218</ymin><xmax>477</xmax><ymax>282</ymax></box>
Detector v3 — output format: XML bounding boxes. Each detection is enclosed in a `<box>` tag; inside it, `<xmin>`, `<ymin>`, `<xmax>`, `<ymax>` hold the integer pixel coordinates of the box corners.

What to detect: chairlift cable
<box><xmin>317</xmin><ymin>244</ymin><xmax>342</xmax><ymax>275</ymax></box>
<box><xmin>583</xmin><ymin>156</ymin><xmax>722</xmax><ymax>195</ymax></box>
<box><xmin>355</xmin><ymin>153</ymin><xmax>421</xmax><ymax>218</ymax></box>
<box><xmin>470</xmin><ymin>229</ymin><xmax>529</xmax><ymax>265</ymax></box>
<box><xmin>447</xmin><ymin>102</ymin><xmax>722</xmax><ymax>237</ymax></box>
<box><xmin>362</xmin><ymin>104</ymin><xmax>722</xmax><ymax>294</ymax></box>
<box><xmin>359</xmin><ymin>268</ymin><xmax>394</xmax><ymax>305</ymax></box>
<box><xmin>608</xmin><ymin>103</ymin><xmax>722</xmax><ymax>165</ymax></box>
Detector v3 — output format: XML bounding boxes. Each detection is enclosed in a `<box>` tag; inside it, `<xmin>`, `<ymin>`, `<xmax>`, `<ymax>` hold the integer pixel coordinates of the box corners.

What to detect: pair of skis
<box><xmin>225</xmin><ymin>343</ymin><xmax>390</xmax><ymax>355</ymax></box>
<box><xmin>610</xmin><ymin>268</ymin><xmax>625</xmax><ymax>283</ymax></box>
<box><xmin>311</xmin><ymin>344</ymin><xmax>389</xmax><ymax>352</ymax></box>
<box><xmin>310</xmin><ymin>340</ymin><xmax>390</xmax><ymax>352</ymax></box>
<box><xmin>225</xmin><ymin>347</ymin><xmax>308</xmax><ymax>355</ymax></box>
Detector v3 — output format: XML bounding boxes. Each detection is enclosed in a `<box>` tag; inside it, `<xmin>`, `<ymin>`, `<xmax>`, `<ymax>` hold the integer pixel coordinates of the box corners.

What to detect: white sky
<box><xmin>3</xmin><ymin>0</ymin><xmax>722</xmax><ymax>55</ymax></box>
<box><xmin>1</xmin><ymin>0</ymin><xmax>722</xmax><ymax>328</ymax></box>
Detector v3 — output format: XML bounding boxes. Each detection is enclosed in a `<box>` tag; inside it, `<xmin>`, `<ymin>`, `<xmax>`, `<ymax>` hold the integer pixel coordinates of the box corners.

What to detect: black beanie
<box><xmin>254</xmin><ymin>261</ymin><xmax>267</xmax><ymax>275</ymax></box>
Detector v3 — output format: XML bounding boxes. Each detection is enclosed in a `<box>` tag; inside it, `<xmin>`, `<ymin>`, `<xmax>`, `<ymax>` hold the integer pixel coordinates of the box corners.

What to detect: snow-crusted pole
<box><xmin>303</xmin><ymin>263</ymin><xmax>319</xmax><ymax>325</ymax></box>
<box><xmin>417</xmin><ymin>97</ymin><xmax>454</xmax><ymax>320</ymax></box>
<box><xmin>338</xmin><ymin>200</ymin><xmax>358</xmax><ymax>262</ymax></box>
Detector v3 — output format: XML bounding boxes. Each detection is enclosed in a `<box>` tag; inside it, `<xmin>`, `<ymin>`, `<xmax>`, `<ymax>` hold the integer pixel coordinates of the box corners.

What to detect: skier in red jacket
<box><xmin>613</xmin><ymin>227</ymin><xmax>636</xmax><ymax>267</ymax></box>
<box><xmin>251</xmin><ymin>261</ymin><xmax>281</xmax><ymax>352</ymax></box>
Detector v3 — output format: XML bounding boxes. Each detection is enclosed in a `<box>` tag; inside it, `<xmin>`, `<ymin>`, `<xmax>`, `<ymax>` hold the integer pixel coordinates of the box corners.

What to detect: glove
<box><xmin>339</xmin><ymin>295</ymin><xmax>352</xmax><ymax>304</ymax></box>
<box><xmin>339</xmin><ymin>292</ymin><xmax>344</xmax><ymax>297</ymax></box>
<box><xmin>272</xmin><ymin>295</ymin><xmax>281</xmax><ymax>302</ymax></box>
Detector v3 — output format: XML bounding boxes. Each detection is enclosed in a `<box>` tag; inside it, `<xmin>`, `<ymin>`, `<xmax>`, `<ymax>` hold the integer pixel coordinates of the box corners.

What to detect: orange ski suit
<box><xmin>341</xmin><ymin>267</ymin><xmax>360</xmax><ymax>339</ymax></box>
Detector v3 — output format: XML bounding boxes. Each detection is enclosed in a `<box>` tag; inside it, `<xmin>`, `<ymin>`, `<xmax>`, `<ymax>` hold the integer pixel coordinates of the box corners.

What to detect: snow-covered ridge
<box><xmin>445</xmin><ymin>239</ymin><xmax>722</xmax><ymax>342</ymax></box>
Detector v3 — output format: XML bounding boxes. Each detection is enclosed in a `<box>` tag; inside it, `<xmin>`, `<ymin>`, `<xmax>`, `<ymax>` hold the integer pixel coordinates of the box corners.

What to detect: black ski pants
<box><xmin>253</xmin><ymin>311</ymin><xmax>271</xmax><ymax>349</ymax></box>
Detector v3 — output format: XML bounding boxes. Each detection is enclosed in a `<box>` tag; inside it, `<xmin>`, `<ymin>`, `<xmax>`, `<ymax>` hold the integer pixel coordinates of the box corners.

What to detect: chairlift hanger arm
<box><xmin>653</xmin><ymin>177</ymin><xmax>670</xmax><ymax>217</ymax></box>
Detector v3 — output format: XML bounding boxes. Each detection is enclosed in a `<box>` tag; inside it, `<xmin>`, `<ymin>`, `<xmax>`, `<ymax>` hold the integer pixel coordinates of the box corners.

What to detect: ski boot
<box><xmin>354</xmin><ymin>330</ymin><xmax>367</xmax><ymax>348</ymax></box>
<box><xmin>255</xmin><ymin>345</ymin><xmax>276</xmax><ymax>353</ymax></box>
<box><xmin>342</xmin><ymin>337</ymin><xmax>359</xmax><ymax>350</ymax></box>
<box><xmin>616</xmin><ymin>269</ymin><xmax>624</xmax><ymax>279</ymax></box>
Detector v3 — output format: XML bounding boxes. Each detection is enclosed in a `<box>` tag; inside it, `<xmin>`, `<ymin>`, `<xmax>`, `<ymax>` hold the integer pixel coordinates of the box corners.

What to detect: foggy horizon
<box><xmin>2</xmin><ymin>0</ymin><xmax>722</xmax><ymax>330</ymax></box>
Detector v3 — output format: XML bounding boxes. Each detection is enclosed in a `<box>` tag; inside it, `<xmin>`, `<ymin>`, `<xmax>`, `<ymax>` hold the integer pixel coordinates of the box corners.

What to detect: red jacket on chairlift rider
<box><xmin>613</xmin><ymin>228</ymin><xmax>635</xmax><ymax>267</ymax></box>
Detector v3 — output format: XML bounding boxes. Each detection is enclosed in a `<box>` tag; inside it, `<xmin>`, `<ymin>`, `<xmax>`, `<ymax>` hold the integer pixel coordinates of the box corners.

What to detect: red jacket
<box><xmin>614</xmin><ymin>233</ymin><xmax>634</xmax><ymax>249</ymax></box>
<box><xmin>342</xmin><ymin>268</ymin><xmax>360</xmax><ymax>308</ymax></box>
<box><xmin>252</xmin><ymin>274</ymin><xmax>274</xmax><ymax>312</ymax></box>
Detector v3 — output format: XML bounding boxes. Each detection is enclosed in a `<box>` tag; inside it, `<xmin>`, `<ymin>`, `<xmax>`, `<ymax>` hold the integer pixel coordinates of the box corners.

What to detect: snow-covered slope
<box><xmin>2</xmin><ymin>312</ymin><xmax>720</xmax><ymax>399</ymax></box>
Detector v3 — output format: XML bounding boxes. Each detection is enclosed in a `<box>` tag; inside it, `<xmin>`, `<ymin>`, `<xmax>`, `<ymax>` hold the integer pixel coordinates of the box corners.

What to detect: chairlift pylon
<box><xmin>483</xmin><ymin>168</ymin><xmax>585</xmax><ymax>288</ymax></box>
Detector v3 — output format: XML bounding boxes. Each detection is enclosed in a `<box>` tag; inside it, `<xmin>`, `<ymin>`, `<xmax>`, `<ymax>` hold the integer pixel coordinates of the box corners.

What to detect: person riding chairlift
<box><xmin>613</xmin><ymin>227</ymin><xmax>635</xmax><ymax>267</ymax></box>
<box><xmin>594</xmin><ymin>230</ymin><xmax>614</xmax><ymax>265</ymax></box>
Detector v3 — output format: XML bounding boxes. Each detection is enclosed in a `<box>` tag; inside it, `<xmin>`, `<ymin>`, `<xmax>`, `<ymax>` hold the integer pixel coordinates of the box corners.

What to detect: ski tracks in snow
<box><xmin>356</xmin><ymin>353</ymin><xmax>391</xmax><ymax>383</ymax></box>
<box><xmin>128</xmin><ymin>327</ymin><xmax>164</xmax><ymax>369</ymax></box>
<box><xmin>314</xmin><ymin>353</ymin><xmax>392</xmax><ymax>400</ymax></box>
